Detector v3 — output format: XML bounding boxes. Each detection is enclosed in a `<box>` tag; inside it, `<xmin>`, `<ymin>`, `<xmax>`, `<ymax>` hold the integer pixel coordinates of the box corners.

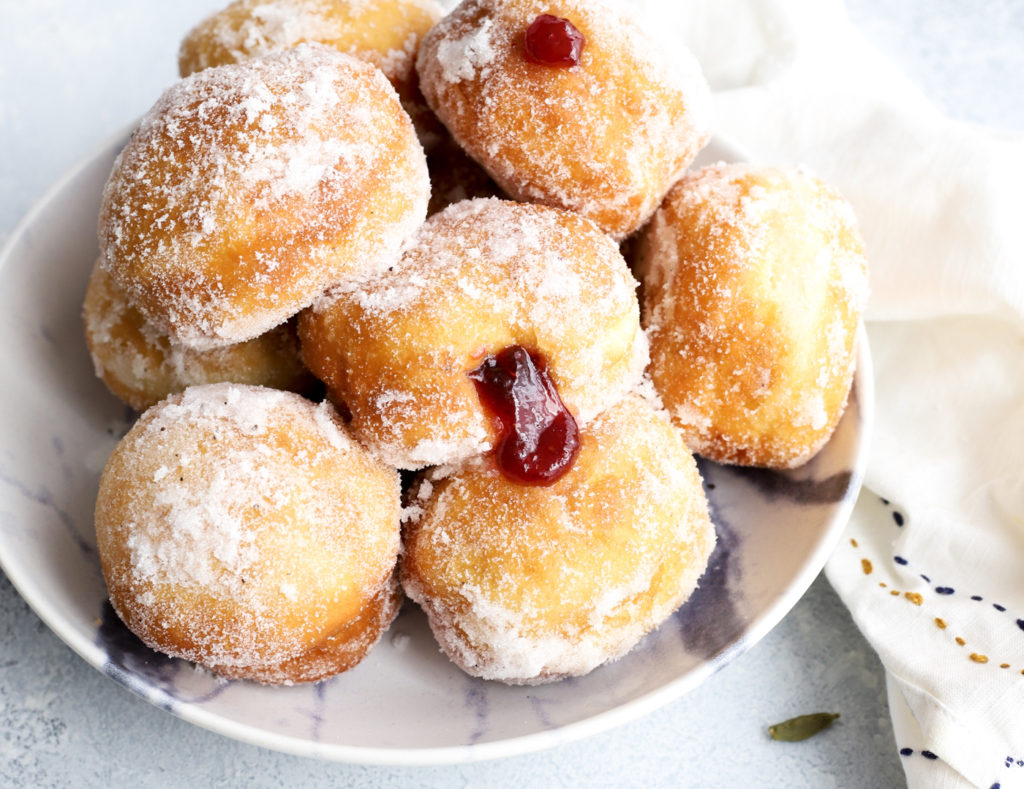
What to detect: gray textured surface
<box><xmin>1</xmin><ymin>1</ymin><xmax>1020</xmax><ymax>786</ymax></box>
<box><xmin>846</xmin><ymin>0</ymin><xmax>1024</xmax><ymax>132</ymax></box>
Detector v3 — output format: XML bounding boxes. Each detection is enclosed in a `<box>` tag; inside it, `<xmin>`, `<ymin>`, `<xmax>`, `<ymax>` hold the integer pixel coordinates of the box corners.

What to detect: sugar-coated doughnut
<box><xmin>95</xmin><ymin>384</ymin><xmax>402</xmax><ymax>683</ymax></box>
<box><xmin>99</xmin><ymin>44</ymin><xmax>429</xmax><ymax>349</ymax></box>
<box><xmin>178</xmin><ymin>0</ymin><xmax>446</xmax><ymax>148</ymax></box>
<box><xmin>415</xmin><ymin>0</ymin><xmax>712</xmax><ymax>239</ymax></box>
<box><xmin>298</xmin><ymin>198</ymin><xmax>649</xmax><ymax>469</ymax></box>
<box><xmin>401</xmin><ymin>394</ymin><xmax>715</xmax><ymax>684</ymax></box>
<box><xmin>639</xmin><ymin>163</ymin><xmax>869</xmax><ymax>468</ymax></box>
<box><xmin>83</xmin><ymin>262</ymin><xmax>315</xmax><ymax>411</ymax></box>
<box><xmin>179</xmin><ymin>0</ymin><xmax>443</xmax><ymax>84</ymax></box>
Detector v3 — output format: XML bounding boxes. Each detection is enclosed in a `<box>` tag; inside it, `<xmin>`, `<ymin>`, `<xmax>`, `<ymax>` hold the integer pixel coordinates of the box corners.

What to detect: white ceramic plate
<box><xmin>0</xmin><ymin>133</ymin><xmax>872</xmax><ymax>765</ymax></box>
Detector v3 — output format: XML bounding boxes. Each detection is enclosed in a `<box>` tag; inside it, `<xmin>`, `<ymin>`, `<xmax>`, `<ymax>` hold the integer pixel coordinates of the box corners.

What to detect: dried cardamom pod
<box><xmin>768</xmin><ymin>712</ymin><xmax>840</xmax><ymax>742</ymax></box>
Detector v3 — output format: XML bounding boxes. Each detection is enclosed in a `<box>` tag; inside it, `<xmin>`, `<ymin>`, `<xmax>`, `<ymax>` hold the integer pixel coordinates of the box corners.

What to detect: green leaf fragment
<box><xmin>768</xmin><ymin>712</ymin><xmax>840</xmax><ymax>742</ymax></box>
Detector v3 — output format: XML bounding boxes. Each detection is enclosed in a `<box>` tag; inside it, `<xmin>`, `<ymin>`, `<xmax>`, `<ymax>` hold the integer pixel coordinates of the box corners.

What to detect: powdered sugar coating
<box><xmin>179</xmin><ymin>0</ymin><xmax>444</xmax><ymax>85</ymax></box>
<box><xmin>435</xmin><ymin>16</ymin><xmax>497</xmax><ymax>82</ymax></box>
<box><xmin>94</xmin><ymin>383</ymin><xmax>402</xmax><ymax>683</ymax></box>
<box><xmin>401</xmin><ymin>394</ymin><xmax>715</xmax><ymax>684</ymax></box>
<box><xmin>99</xmin><ymin>44</ymin><xmax>429</xmax><ymax>349</ymax></box>
<box><xmin>178</xmin><ymin>0</ymin><xmax>447</xmax><ymax>148</ymax></box>
<box><xmin>416</xmin><ymin>0</ymin><xmax>713</xmax><ymax>239</ymax></box>
<box><xmin>83</xmin><ymin>262</ymin><xmax>314</xmax><ymax>411</ymax></box>
<box><xmin>299</xmin><ymin>198</ymin><xmax>648</xmax><ymax>469</ymax></box>
<box><xmin>639</xmin><ymin>163</ymin><xmax>869</xmax><ymax>468</ymax></box>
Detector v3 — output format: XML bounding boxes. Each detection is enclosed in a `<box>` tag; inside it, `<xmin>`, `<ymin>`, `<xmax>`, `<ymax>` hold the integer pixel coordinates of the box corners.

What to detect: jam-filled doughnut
<box><xmin>639</xmin><ymin>163</ymin><xmax>869</xmax><ymax>468</ymax></box>
<box><xmin>298</xmin><ymin>198</ymin><xmax>649</xmax><ymax>470</ymax></box>
<box><xmin>99</xmin><ymin>43</ymin><xmax>429</xmax><ymax>349</ymax></box>
<box><xmin>178</xmin><ymin>0</ymin><xmax>446</xmax><ymax>147</ymax></box>
<box><xmin>94</xmin><ymin>384</ymin><xmax>402</xmax><ymax>683</ymax></box>
<box><xmin>401</xmin><ymin>394</ymin><xmax>716</xmax><ymax>684</ymax></box>
<box><xmin>415</xmin><ymin>0</ymin><xmax>712</xmax><ymax>239</ymax></box>
<box><xmin>83</xmin><ymin>262</ymin><xmax>315</xmax><ymax>411</ymax></box>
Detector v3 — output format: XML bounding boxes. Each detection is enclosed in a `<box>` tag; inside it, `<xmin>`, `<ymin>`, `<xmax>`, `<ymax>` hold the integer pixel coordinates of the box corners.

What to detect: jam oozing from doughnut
<box><xmin>469</xmin><ymin>345</ymin><xmax>580</xmax><ymax>485</ymax></box>
<box><xmin>524</xmin><ymin>14</ymin><xmax>586</xmax><ymax>68</ymax></box>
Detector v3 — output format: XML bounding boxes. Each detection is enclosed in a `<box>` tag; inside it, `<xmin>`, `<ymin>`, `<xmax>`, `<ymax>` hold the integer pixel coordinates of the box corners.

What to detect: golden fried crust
<box><xmin>298</xmin><ymin>198</ymin><xmax>649</xmax><ymax>470</ymax></box>
<box><xmin>416</xmin><ymin>0</ymin><xmax>712</xmax><ymax>240</ymax></box>
<box><xmin>401</xmin><ymin>394</ymin><xmax>716</xmax><ymax>684</ymax></box>
<box><xmin>639</xmin><ymin>164</ymin><xmax>869</xmax><ymax>468</ymax></box>
<box><xmin>95</xmin><ymin>384</ymin><xmax>402</xmax><ymax>684</ymax></box>
<box><xmin>178</xmin><ymin>0</ymin><xmax>447</xmax><ymax>148</ymax></box>
<box><xmin>99</xmin><ymin>44</ymin><xmax>429</xmax><ymax>350</ymax></box>
<box><xmin>83</xmin><ymin>262</ymin><xmax>315</xmax><ymax>412</ymax></box>
<box><xmin>210</xmin><ymin>573</ymin><xmax>402</xmax><ymax>683</ymax></box>
<box><xmin>179</xmin><ymin>0</ymin><xmax>443</xmax><ymax>85</ymax></box>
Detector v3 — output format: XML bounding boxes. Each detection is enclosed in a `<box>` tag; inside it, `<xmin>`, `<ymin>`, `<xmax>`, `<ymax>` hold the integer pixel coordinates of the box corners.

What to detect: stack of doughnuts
<box><xmin>93</xmin><ymin>12</ymin><xmax>430</xmax><ymax>683</ymax></box>
<box><xmin>90</xmin><ymin>0</ymin><xmax>867</xmax><ymax>686</ymax></box>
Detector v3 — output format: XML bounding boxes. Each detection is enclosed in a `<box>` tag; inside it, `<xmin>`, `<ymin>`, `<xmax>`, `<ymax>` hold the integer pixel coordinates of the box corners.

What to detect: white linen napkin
<box><xmin>622</xmin><ymin>0</ymin><xmax>1024</xmax><ymax>785</ymax></box>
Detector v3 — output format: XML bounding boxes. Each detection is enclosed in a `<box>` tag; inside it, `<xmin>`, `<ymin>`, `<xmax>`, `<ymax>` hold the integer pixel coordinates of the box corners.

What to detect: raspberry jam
<box><xmin>524</xmin><ymin>14</ymin><xmax>586</xmax><ymax>68</ymax></box>
<box><xmin>468</xmin><ymin>345</ymin><xmax>581</xmax><ymax>485</ymax></box>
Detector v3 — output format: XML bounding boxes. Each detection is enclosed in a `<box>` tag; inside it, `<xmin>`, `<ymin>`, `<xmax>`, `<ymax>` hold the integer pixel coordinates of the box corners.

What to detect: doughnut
<box><xmin>83</xmin><ymin>262</ymin><xmax>315</xmax><ymax>411</ymax></box>
<box><xmin>94</xmin><ymin>384</ymin><xmax>402</xmax><ymax>684</ymax></box>
<box><xmin>298</xmin><ymin>197</ymin><xmax>649</xmax><ymax>470</ymax></box>
<box><xmin>401</xmin><ymin>394</ymin><xmax>716</xmax><ymax>684</ymax></box>
<box><xmin>178</xmin><ymin>0</ymin><xmax>447</xmax><ymax>148</ymax></box>
<box><xmin>179</xmin><ymin>0</ymin><xmax>443</xmax><ymax>84</ymax></box>
<box><xmin>638</xmin><ymin>163</ymin><xmax>869</xmax><ymax>468</ymax></box>
<box><xmin>99</xmin><ymin>43</ymin><xmax>429</xmax><ymax>350</ymax></box>
<box><xmin>415</xmin><ymin>0</ymin><xmax>713</xmax><ymax>239</ymax></box>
